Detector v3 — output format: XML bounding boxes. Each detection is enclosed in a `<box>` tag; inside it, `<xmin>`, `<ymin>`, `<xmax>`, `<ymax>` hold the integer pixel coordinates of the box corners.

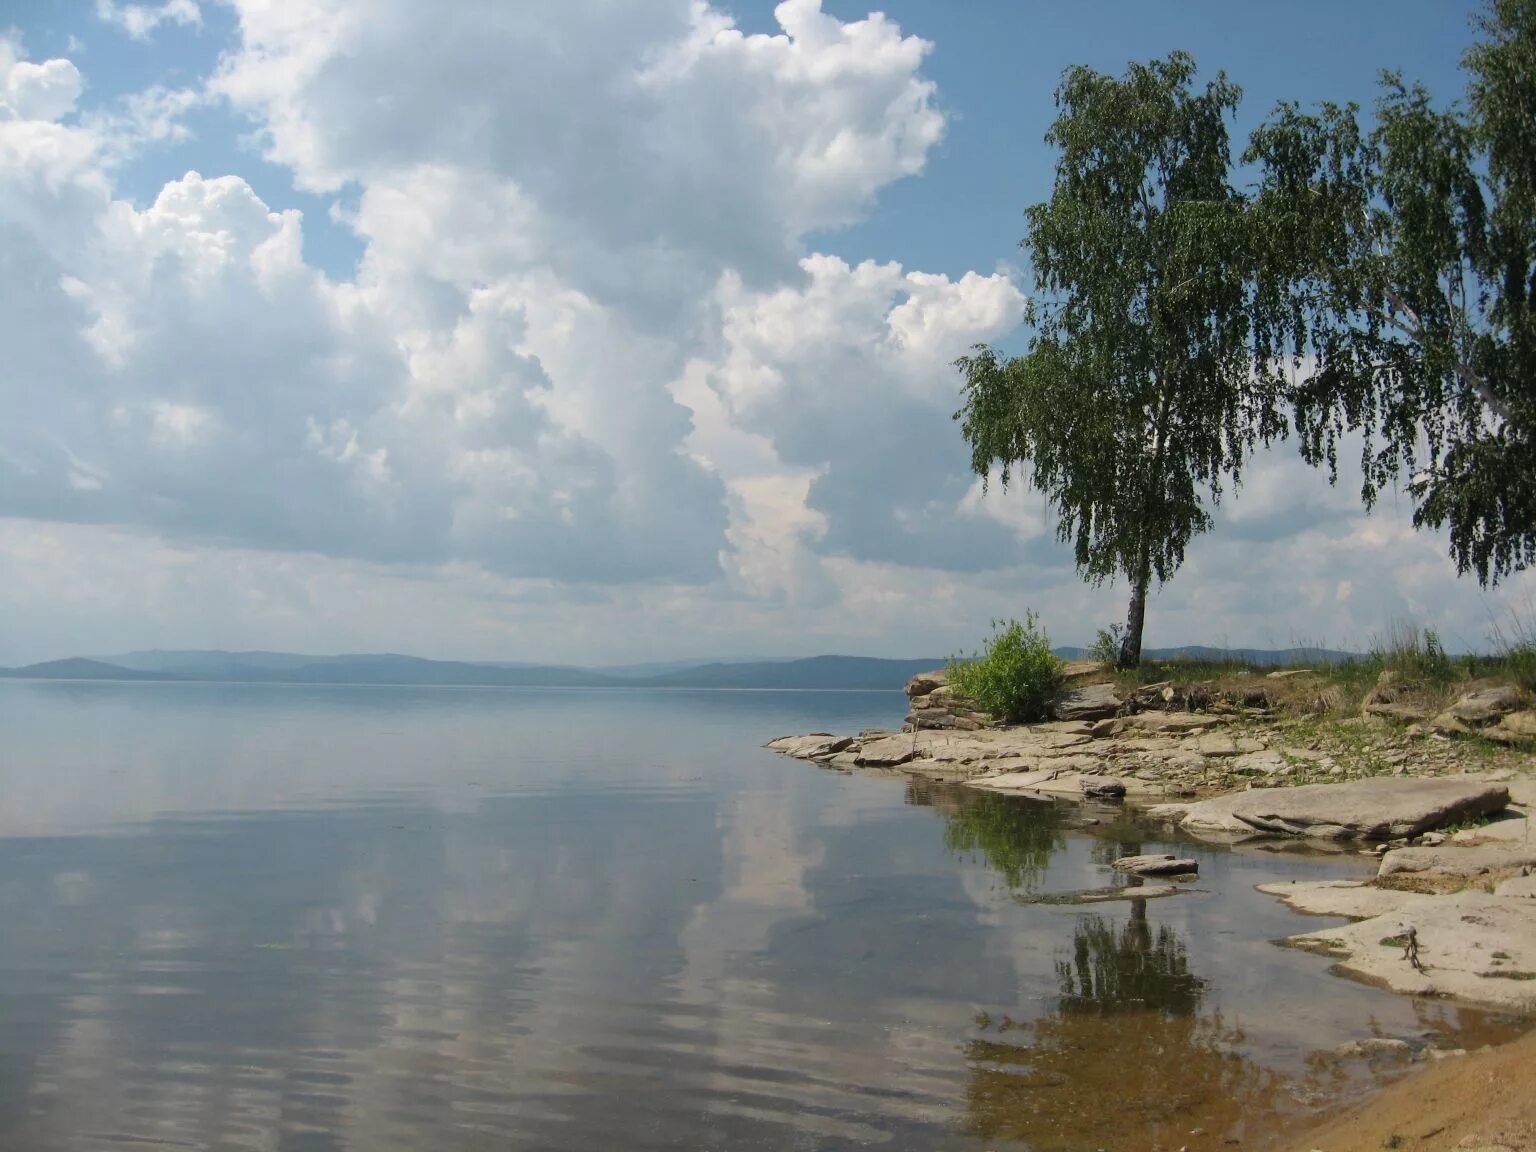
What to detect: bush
<box><xmin>947</xmin><ymin>614</ymin><xmax>1065</xmax><ymax>724</ymax></box>
<box><xmin>1090</xmin><ymin>623</ymin><xmax>1124</xmax><ymax>667</ymax></box>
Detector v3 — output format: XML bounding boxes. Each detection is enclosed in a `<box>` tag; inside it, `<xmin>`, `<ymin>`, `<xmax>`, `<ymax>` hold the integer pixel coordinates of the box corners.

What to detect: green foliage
<box><xmin>1246</xmin><ymin>0</ymin><xmax>1536</xmax><ymax>586</ymax></box>
<box><xmin>947</xmin><ymin>614</ymin><xmax>1065</xmax><ymax>724</ymax></box>
<box><xmin>956</xmin><ymin>53</ymin><xmax>1295</xmax><ymax>667</ymax></box>
<box><xmin>941</xmin><ymin>791</ymin><xmax>1064</xmax><ymax>891</ymax></box>
<box><xmin>1090</xmin><ymin>624</ymin><xmax>1124</xmax><ymax>667</ymax></box>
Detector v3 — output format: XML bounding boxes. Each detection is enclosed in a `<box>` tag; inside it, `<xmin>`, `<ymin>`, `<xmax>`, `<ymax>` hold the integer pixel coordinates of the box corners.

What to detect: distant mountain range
<box><xmin>0</xmin><ymin>645</ymin><xmax>1361</xmax><ymax>690</ymax></box>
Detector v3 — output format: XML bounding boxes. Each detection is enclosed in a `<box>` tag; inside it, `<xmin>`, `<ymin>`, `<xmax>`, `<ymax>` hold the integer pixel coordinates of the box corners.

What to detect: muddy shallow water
<box><xmin>0</xmin><ymin>681</ymin><xmax>1522</xmax><ymax>1151</ymax></box>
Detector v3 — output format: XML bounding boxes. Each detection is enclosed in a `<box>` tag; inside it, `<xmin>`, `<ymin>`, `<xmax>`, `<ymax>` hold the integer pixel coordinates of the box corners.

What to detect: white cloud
<box><xmin>95</xmin><ymin>0</ymin><xmax>202</xmax><ymax>41</ymax></box>
<box><xmin>1</xmin><ymin>9</ymin><xmax>1532</xmax><ymax>665</ymax></box>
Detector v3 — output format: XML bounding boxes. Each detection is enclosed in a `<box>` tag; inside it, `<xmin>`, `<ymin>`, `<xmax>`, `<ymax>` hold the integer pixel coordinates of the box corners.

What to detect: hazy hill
<box><xmin>0</xmin><ymin>657</ymin><xmax>175</xmax><ymax>681</ymax></box>
<box><xmin>5</xmin><ymin>645</ymin><xmax>1363</xmax><ymax>690</ymax></box>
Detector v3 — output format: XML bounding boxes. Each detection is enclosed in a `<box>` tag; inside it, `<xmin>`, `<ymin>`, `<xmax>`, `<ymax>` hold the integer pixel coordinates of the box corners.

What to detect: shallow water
<box><xmin>0</xmin><ymin>681</ymin><xmax>1519</xmax><ymax>1151</ymax></box>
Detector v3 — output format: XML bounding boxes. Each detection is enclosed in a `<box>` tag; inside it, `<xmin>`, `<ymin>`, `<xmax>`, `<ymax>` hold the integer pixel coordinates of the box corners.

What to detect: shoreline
<box><xmin>768</xmin><ymin>667</ymin><xmax>1536</xmax><ymax>1148</ymax></box>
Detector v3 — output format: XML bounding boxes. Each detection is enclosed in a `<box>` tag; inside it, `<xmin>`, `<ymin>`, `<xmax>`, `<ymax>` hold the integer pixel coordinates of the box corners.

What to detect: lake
<box><xmin>0</xmin><ymin>681</ymin><xmax>1518</xmax><ymax>1151</ymax></box>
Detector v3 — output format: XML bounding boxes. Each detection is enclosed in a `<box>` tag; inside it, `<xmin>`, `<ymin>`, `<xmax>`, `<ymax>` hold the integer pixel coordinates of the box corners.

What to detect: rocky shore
<box><xmin>768</xmin><ymin>664</ymin><xmax>1536</xmax><ymax>1010</ymax></box>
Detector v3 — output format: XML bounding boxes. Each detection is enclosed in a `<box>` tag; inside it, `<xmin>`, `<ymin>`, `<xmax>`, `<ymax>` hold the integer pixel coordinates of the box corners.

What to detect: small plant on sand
<box><xmin>948</xmin><ymin>614</ymin><xmax>1064</xmax><ymax>724</ymax></box>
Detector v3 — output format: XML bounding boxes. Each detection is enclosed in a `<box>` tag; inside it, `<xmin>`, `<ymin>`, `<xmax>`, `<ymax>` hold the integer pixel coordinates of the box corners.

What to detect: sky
<box><xmin>1</xmin><ymin>0</ymin><xmax>1531</xmax><ymax>665</ymax></box>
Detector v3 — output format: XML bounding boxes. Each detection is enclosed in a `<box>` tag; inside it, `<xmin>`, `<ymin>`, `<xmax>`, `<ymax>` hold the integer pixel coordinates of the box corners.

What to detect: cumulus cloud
<box><xmin>1</xmin><ymin>5</ymin><xmax>1531</xmax><ymax>664</ymax></box>
<box><xmin>1</xmin><ymin>2</ymin><xmax>969</xmax><ymax>591</ymax></box>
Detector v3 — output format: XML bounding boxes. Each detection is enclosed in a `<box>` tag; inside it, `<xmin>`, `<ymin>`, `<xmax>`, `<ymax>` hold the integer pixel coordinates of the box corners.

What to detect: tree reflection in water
<box><xmin>963</xmin><ymin>903</ymin><xmax>1287</xmax><ymax>1152</ymax></box>
<box><xmin>923</xmin><ymin>786</ymin><xmax>1064</xmax><ymax>892</ymax></box>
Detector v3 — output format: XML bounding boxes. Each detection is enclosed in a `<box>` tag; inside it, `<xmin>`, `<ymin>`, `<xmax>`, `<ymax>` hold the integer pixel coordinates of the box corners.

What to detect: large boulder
<box><xmin>1378</xmin><ymin>841</ymin><xmax>1536</xmax><ymax>881</ymax></box>
<box><xmin>1447</xmin><ymin>685</ymin><xmax>1524</xmax><ymax>726</ymax></box>
<box><xmin>1159</xmin><ymin>777</ymin><xmax>1510</xmax><ymax>841</ymax></box>
<box><xmin>853</xmin><ymin>735</ymin><xmax>917</xmax><ymax>767</ymax></box>
<box><xmin>905</xmin><ymin>669</ymin><xmax>948</xmax><ymax>698</ymax></box>
<box><xmin>1050</xmin><ymin>682</ymin><xmax>1122</xmax><ymax>721</ymax></box>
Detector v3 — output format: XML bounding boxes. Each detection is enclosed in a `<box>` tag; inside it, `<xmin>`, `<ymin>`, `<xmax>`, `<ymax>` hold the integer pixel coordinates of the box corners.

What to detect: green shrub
<box><xmin>947</xmin><ymin>614</ymin><xmax>1065</xmax><ymax>724</ymax></box>
<box><xmin>1090</xmin><ymin>623</ymin><xmax>1123</xmax><ymax>667</ymax></box>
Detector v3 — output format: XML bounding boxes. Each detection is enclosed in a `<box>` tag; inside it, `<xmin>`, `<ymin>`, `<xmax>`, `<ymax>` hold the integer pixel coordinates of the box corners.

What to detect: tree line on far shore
<box><xmin>956</xmin><ymin>0</ymin><xmax>1534</xmax><ymax>668</ymax></box>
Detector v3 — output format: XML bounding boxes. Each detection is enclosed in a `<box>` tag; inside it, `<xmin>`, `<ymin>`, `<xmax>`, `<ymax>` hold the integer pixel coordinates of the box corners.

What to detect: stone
<box><xmin>904</xmin><ymin>670</ymin><xmax>948</xmax><ymax>697</ymax></box>
<box><xmin>1430</xmin><ymin>711</ymin><xmax>1474</xmax><ymax>736</ymax></box>
<box><xmin>1266</xmin><ymin>668</ymin><xmax>1314</xmax><ymax>679</ymax></box>
<box><xmin>1059</xmin><ymin>659</ymin><xmax>1104</xmax><ymax>682</ymax></box>
<box><xmin>1448</xmin><ymin>685</ymin><xmax>1524</xmax><ymax>726</ymax></box>
<box><xmin>1167</xmin><ymin>777</ymin><xmax>1510</xmax><ymax>841</ymax></box>
<box><xmin>1049</xmin><ymin>682</ymin><xmax>1123</xmax><ymax>721</ymax></box>
<box><xmin>1146</xmin><ymin>791</ymin><xmax>1256</xmax><ymax>836</ymax></box>
<box><xmin>1270</xmin><ymin>886</ymin><xmax>1536</xmax><ymax>1009</ymax></box>
<box><xmin>1228</xmin><ymin>750</ymin><xmax>1291</xmax><ymax>775</ymax></box>
<box><xmin>1418</xmin><ymin>831</ymin><xmax>1447</xmax><ymax>847</ymax></box>
<box><xmin>767</xmin><ymin>734</ymin><xmax>855</xmax><ymax>759</ymax></box>
<box><xmin>1378</xmin><ymin>842</ymin><xmax>1536</xmax><ymax>881</ymax></box>
<box><xmin>1495</xmin><ymin>874</ymin><xmax>1536</xmax><ymax>899</ymax></box>
<box><xmin>1488</xmin><ymin>710</ymin><xmax>1536</xmax><ymax>745</ymax></box>
<box><xmin>1079</xmin><ymin>776</ymin><xmax>1127</xmax><ymax>799</ymax></box>
<box><xmin>853</xmin><ymin>735</ymin><xmax>917</xmax><ymax>767</ymax></box>
<box><xmin>1112</xmin><ymin>853</ymin><xmax>1199</xmax><ymax>876</ymax></box>
<box><xmin>1121</xmin><ymin>711</ymin><xmax>1223</xmax><ymax>734</ymax></box>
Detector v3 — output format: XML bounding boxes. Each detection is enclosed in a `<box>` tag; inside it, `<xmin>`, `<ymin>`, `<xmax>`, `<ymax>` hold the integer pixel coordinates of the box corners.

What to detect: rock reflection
<box><xmin>964</xmin><ymin>909</ymin><xmax>1286</xmax><ymax>1151</ymax></box>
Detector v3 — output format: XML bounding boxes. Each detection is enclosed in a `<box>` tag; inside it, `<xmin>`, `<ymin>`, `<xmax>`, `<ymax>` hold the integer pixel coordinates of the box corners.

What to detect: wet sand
<box><xmin>1284</xmin><ymin>1027</ymin><xmax>1536</xmax><ymax>1151</ymax></box>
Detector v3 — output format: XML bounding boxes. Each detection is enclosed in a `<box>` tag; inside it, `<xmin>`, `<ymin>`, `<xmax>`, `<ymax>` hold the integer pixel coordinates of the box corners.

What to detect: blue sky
<box><xmin>1</xmin><ymin>0</ymin><xmax>1527</xmax><ymax>664</ymax></box>
<box><xmin>9</xmin><ymin>0</ymin><xmax>1483</xmax><ymax>281</ymax></box>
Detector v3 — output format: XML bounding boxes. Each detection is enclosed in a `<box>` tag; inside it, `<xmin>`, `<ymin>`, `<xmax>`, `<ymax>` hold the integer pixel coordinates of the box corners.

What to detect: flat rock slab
<box><xmin>1258</xmin><ymin>879</ymin><xmax>1434</xmax><ymax>921</ymax></box>
<box><xmin>1112</xmin><ymin>853</ymin><xmax>1198</xmax><ymax>876</ymax></box>
<box><xmin>1050</xmin><ymin>683</ymin><xmax>1122</xmax><ymax>721</ymax></box>
<box><xmin>1276</xmin><ymin>889</ymin><xmax>1536</xmax><ymax>1009</ymax></box>
<box><xmin>1118</xmin><ymin>712</ymin><xmax>1225</xmax><ymax>735</ymax></box>
<box><xmin>853</xmin><ymin>735</ymin><xmax>917</xmax><ymax>767</ymax></box>
<box><xmin>1378</xmin><ymin>842</ymin><xmax>1536</xmax><ymax>880</ymax></box>
<box><xmin>1496</xmin><ymin>873</ymin><xmax>1536</xmax><ymax>898</ymax></box>
<box><xmin>766</xmin><ymin>734</ymin><xmax>853</xmax><ymax>759</ymax></box>
<box><xmin>1146</xmin><ymin>791</ymin><xmax>1260</xmax><ymax>837</ymax></box>
<box><xmin>1161</xmin><ymin>777</ymin><xmax>1510</xmax><ymax>841</ymax></box>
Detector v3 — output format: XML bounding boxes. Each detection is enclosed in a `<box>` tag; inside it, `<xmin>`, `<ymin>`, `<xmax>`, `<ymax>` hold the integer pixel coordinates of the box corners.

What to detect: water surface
<box><xmin>0</xmin><ymin>681</ymin><xmax>1517</xmax><ymax>1151</ymax></box>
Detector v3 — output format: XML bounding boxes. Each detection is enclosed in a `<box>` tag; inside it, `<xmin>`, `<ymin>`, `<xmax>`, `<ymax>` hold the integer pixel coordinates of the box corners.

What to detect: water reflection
<box><xmin>964</xmin><ymin>911</ymin><xmax>1283</xmax><ymax>1151</ymax></box>
<box><xmin>0</xmin><ymin>683</ymin><xmax>1523</xmax><ymax>1152</ymax></box>
<box><xmin>931</xmin><ymin>788</ymin><xmax>1064</xmax><ymax>891</ymax></box>
<box><xmin>1055</xmin><ymin>912</ymin><xmax>1205</xmax><ymax>1016</ymax></box>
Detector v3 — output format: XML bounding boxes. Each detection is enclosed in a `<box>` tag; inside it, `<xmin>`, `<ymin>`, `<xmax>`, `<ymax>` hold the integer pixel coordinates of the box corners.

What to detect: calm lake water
<box><xmin>0</xmin><ymin>681</ymin><xmax>1519</xmax><ymax>1151</ymax></box>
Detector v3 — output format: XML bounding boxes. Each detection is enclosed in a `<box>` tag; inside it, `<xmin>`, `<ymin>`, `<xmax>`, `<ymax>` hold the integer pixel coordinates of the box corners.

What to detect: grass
<box><xmin>1490</xmin><ymin>599</ymin><xmax>1536</xmax><ymax>692</ymax></box>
